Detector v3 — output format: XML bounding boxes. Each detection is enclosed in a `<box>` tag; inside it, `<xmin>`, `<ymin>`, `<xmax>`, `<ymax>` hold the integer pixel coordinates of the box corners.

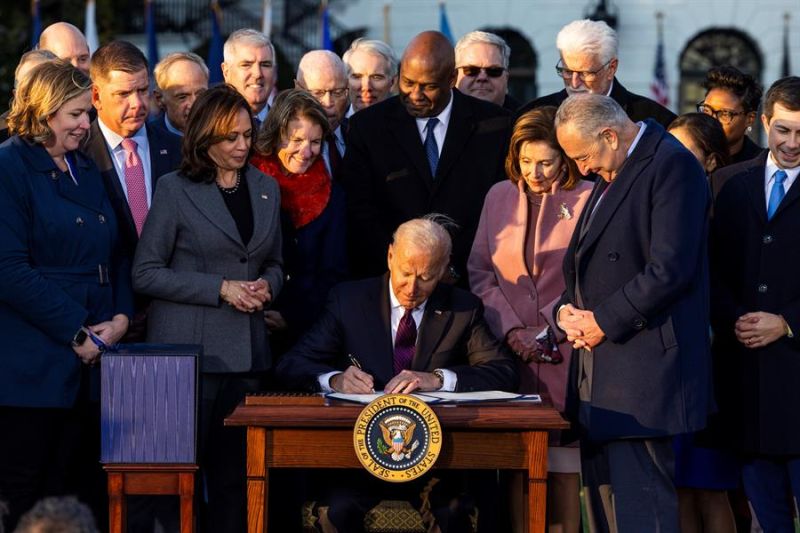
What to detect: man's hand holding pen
<box><xmin>331</xmin><ymin>366</ymin><xmax>375</xmax><ymax>393</ymax></box>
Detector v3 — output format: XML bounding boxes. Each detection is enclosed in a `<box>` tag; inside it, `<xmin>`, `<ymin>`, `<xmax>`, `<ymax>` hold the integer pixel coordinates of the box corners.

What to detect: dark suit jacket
<box><xmin>710</xmin><ymin>152</ymin><xmax>800</xmax><ymax>454</ymax></box>
<box><xmin>710</xmin><ymin>137</ymin><xmax>766</xmax><ymax>200</ymax></box>
<box><xmin>0</xmin><ymin>136</ymin><xmax>132</xmax><ymax>408</ymax></box>
<box><xmin>147</xmin><ymin>113</ymin><xmax>179</xmax><ymax>140</ymax></box>
<box><xmin>518</xmin><ymin>78</ymin><xmax>676</xmax><ymax>128</ymax></box>
<box><xmin>83</xmin><ymin>120</ymin><xmax>182</xmax><ymax>259</ymax></box>
<box><xmin>559</xmin><ymin>121</ymin><xmax>712</xmax><ymax>440</ymax></box>
<box><xmin>341</xmin><ymin>90</ymin><xmax>512</xmax><ymax>282</ymax></box>
<box><xmin>276</xmin><ymin>274</ymin><xmax>518</xmax><ymax>393</ymax></box>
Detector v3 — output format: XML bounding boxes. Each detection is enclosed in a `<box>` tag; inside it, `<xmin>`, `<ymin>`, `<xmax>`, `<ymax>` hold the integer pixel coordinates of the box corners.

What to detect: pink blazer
<box><xmin>468</xmin><ymin>178</ymin><xmax>592</xmax><ymax>409</ymax></box>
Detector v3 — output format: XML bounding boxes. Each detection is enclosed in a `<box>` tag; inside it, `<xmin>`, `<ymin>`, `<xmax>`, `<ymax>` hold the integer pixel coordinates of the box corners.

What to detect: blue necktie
<box><xmin>767</xmin><ymin>169</ymin><xmax>788</xmax><ymax>220</ymax></box>
<box><xmin>424</xmin><ymin>117</ymin><xmax>440</xmax><ymax>178</ymax></box>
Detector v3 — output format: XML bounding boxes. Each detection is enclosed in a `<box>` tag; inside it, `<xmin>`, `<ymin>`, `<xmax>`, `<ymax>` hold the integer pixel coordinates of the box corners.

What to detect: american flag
<box><xmin>650</xmin><ymin>14</ymin><xmax>669</xmax><ymax>107</ymax></box>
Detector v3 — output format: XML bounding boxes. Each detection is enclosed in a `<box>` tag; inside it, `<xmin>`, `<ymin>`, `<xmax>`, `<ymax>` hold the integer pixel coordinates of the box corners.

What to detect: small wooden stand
<box><xmin>103</xmin><ymin>463</ymin><xmax>198</xmax><ymax>533</ymax></box>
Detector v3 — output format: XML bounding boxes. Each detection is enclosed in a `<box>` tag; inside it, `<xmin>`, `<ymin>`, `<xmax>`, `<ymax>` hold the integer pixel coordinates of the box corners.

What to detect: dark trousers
<box><xmin>198</xmin><ymin>373</ymin><xmax>262</xmax><ymax>533</ymax></box>
<box><xmin>742</xmin><ymin>455</ymin><xmax>800</xmax><ymax>533</ymax></box>
<box><xmin>581</xmin><ymin>437</ymin><xmax>678</xmax><ymax>533</ymax></box>
<box><xmin>0</xmin><ymin>405</ymin><xmax>85</xmax><ymax>530</ymax></box>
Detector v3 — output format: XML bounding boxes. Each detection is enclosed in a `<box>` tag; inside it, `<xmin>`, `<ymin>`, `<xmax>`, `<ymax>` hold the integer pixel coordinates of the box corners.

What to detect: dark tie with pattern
<box><xmin>424</xmin><ymin>117</ymin><xmax>440</xmax><ymax>178</ymax></box>
<box><xmin>394</xmin><ymin>308</ymin><xmax>417</xmax><ymax>374</ymax></box>
<box><xmin>327</xmin><ymin>132</ymin><xmax>342</xmax><ymax>178</ymax></box>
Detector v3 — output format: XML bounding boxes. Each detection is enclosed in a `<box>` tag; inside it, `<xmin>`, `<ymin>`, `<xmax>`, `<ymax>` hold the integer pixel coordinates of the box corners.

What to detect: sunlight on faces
<box><xmin>519</xmin><ymin>141</ymin><xmax>565</xmax><ymax>194</ymax></box>
<box><xmin>46</xmin><ymin>36</ymin><xmax>90</xmax><ymax>75</ymax></box>
<box><xmin>399</xmin><ymin>57</ymin><xmax>455</xmax><ymax>118</ymax></box>
<box><xmin>560</xmin><ymin>50</ymin><xmax>616</xmax><ymax>96</ymax></box>
<box><xmin>45</xmin><ymin>91</ymin><xmax>92</xmax><ymax>157</ymax></box>
<box><xmin>222</xmin><ymin>44</ymin><xmax>274</xmax><ymax>113</ymax></box>
<box><xmin>455</xmin><ymin>42</ymin><xmax>508</xmax><ymax>106</ymax></box>
<box><xmin>300</xmin><ymin>68</ymin><xmax>349</xmax><ymax>131</ymax></box>
<box><xmin>277</xmin><ymin>116</ymin><xmax>323</xmax><ymax>175</ymax></box>
<box><xmin>347</xmin><ymin>48</ymin><xmax>395</xmax><ymax>111</ymax></box>
<box><xmin>703</xmin><ymin>88</ymin><xmax>754</xmax><ymax>147</ymax></box>
<box><xmin>557</xmin><ymin>123</ymin><xmax>620</xmax><ymax>182</ymax></box>
<box><xmin>93</xmin><ymin>68</ymin><xmax>150</xmax><ymax>137</ymax></box>
<box><xmin>387</xmin><ymin>242</ymin><xmax>446</xmax><ymax>310</ymax></box>
<box><xmin>207</xmin><ymin>108</ymin><xmax>252</xmax><ymax>172</ymax></box>
<box><xmin>763</xmin><ymin>103</ymin><xmax>800</xmax><ymax>170</ymax></box>
<box><xmin>157</xmin><ymin>60</ymin><xmax>208</xmax><ymax>132</ymax></box>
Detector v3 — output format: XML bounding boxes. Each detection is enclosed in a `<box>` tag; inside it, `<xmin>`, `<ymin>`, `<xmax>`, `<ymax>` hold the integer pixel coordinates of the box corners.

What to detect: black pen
<box><xmin>347</xmin><ymin>353</ymin><xmax>375</xmax><ymax>393</ymax></box>
<box><xmin>347</xmin><ymin>353</ymin><xmax>363</xmax><ymax>370</ymax></box>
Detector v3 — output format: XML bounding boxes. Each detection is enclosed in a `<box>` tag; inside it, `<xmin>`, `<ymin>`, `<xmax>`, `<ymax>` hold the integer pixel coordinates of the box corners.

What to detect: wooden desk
<box><xmin>225</xmin><ymin>395</ymin><xmax>568</xmax><ymax>533</ymax></box>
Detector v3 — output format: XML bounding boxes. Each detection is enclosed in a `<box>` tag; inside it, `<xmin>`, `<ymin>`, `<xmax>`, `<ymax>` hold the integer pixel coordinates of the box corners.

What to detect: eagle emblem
<box><xmin>379</xmin><ymin>415</ymin><xmax>420</xmax><ymax>461</ymax></box>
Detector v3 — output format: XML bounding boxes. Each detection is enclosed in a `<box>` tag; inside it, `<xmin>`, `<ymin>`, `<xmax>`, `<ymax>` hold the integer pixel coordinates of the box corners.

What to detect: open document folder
<box><xmin>326</xmin><ymin>390</ymin><xmax>542</xmax><ymax>405</ymax></box>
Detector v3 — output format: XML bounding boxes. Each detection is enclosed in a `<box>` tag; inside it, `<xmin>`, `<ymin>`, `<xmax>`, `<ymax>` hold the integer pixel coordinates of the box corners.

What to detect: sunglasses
<box><xmin>458</xmin><ymin>65</ymin><xmax>506</xmax><ymax>78</ymax></box>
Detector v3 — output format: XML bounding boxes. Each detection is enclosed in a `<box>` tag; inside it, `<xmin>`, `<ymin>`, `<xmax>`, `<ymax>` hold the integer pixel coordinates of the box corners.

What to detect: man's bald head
<box><xmin>296</xmin><ymin>50</ymin><xmax>349</xmax><ymax>130</ymax></box>
<box><xmin>398</xmin><ymin>31</ymin><xmax>456</xmax><ymax>118</ymax></box>
<box><xmin>39</xmin><ymin>22</ymin><xmax>90</xmax><ymax>75</ymax></box>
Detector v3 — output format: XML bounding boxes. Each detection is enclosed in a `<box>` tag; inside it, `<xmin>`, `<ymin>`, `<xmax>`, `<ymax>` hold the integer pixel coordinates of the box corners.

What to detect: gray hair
<box><xmin>556</xmin><ymin>19</ymin><xmax>618</xmax><ymax>65</ymax></box>
<box><xmin>15</xmin><ymin>496</ymin><xmax>99</xmax><ymax>533</ymax></box>
<box><xmin>555</xmin><ymin>93</ymin><xmax>629</xmax><ymax>138</ymax></box>
<box><xmin>455</xmin><ymin>31</ymin><xmax>511</xmax><ymax>69</ymax></box>
<box><xmin>392</xmin><ymin>214</ymin><xmax>455</xmax><ymax>272</ymax></box>
<box><xmin>223</xmin><ymin>28</ymin><xmax>276</xmax><ymax>66</ymax></box>
<box><xmin>296</xmin><ymin>49</ymin><xmax>347</xmax><ymax>85</ymax></box>
<box><xmin>14</xmin><ymin>49</ymin><xmax>57</xmax><ymax>88</ymax></box>
<box><xmin>154</xmin><ymin>52</ymin><xmax>209</xmax><ymax>90</ymax></box>
<box><xmin>342</xmin><ymin>38</ymin><xmax>399</xmax><ymax>78</ymax></box>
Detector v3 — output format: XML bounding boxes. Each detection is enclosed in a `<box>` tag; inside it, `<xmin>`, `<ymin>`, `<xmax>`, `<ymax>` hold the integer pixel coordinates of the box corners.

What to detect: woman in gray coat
<box><xmin>132</xmin><ymin>85</ymin><xmax>282</xmax><ymax>532</ymax></box>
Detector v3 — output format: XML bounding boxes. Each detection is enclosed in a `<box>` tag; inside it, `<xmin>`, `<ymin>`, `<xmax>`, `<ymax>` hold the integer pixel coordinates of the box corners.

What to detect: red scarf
<box><xmin>250</xmin><ymin>153</ymin><xmax>331</xmax><ymax>229</ymax></box>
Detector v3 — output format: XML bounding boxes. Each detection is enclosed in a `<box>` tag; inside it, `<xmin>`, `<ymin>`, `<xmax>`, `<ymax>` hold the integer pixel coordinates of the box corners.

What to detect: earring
<box><xmin>746</xmin><ymin>126</ymin><xmax>753</xmax><ymax>133</ymax></box>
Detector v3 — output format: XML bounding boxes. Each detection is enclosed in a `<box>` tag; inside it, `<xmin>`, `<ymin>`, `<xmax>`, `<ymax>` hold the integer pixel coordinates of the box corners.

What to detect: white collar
<box><xmin>97</xmin><ymin>118</ymin><xmax>148</xmax><ymax>151</ymax></box>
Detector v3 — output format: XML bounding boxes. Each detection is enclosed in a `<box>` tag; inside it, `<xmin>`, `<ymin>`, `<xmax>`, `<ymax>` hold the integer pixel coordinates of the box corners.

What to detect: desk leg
<box><xmin>524</xmin><ymin>431</ymin><xmax>548</xmax><ymax>533</ymax></box>
<box><xmin>178</xmin><ymin>471</ymin><xmax>195</xmax><ymax>533</ymax></box>
<box><xmin>247</xmin><ymin>427</ymin><xmax>268</xmax><ymax>533</ymax></box>
<box><xmin>107</xmin><ymin>472</ymin><xmax>126</xmax><ymax>533</ymax></box>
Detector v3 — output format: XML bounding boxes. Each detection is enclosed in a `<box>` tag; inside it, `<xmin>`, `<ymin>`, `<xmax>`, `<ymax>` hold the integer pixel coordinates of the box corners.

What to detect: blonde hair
<box><xmin>7</xmin><ymin>60</ymin><xmax>91</xmax><ymax>143</ymax></box>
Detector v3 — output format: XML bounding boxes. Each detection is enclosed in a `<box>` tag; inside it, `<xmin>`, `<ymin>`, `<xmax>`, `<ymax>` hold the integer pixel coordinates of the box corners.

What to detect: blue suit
<box><xmin>0</xmin><ymin>136</ymin><xmax>133</xmax><ymax>408</ymax></box>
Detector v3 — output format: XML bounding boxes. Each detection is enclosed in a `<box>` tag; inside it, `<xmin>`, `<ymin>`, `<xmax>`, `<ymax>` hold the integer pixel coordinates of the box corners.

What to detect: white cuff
<box><xmin>318</xmin><ymin>371</ymin><xmax>342</xmax><ymax>392</ymax></box>
<box><xmin>437</xmin><ymin>368</ymin><xmax>457</xmax><ymax>391</ymax></box>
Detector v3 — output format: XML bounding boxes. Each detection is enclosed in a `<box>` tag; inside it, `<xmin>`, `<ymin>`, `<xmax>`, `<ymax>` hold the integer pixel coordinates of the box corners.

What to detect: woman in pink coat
<box><xmin>468</xmin><ymin>106</ymin><xmax>592</xmax><ymax>533</ymax></box>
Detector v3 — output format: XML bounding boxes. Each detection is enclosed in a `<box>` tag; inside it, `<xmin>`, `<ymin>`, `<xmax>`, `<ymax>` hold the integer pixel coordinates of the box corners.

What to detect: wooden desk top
<box><xmin>225</xmin><ymin>393</ymin><xmax>569</xmax><ymax>430</ymax></box>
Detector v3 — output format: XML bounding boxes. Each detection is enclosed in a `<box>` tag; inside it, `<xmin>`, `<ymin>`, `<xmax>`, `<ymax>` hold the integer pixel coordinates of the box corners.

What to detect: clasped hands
<box><xmin>557</xmin><ymin>303</ymin><xmax>606</xmax><ymax>350</ymax></box>
<box><xmin>330</xmin><ymin>366</ymin><xmax>442</xmax><ymax>394</ymax></box>
<box><xmin>735</xmin><ymin>311</ymin><xmax>788</xmax><ymax>349</ymax></box>
<box><xmin>72</xmin><ymin>313</ymin><xmax>129</xmax><ymax>366</ymax></box>
<box><xmin>220</xmin><ymin>278</ymin><xmax>271</xmax><ymax>313</ymax></box>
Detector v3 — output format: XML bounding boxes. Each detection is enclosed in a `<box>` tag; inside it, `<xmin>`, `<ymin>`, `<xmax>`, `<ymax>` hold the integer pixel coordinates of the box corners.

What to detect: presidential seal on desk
<box><xmin>353</xmin><ymin>394</ymin><xmax>442</xmax><ymax>482</ymax></box>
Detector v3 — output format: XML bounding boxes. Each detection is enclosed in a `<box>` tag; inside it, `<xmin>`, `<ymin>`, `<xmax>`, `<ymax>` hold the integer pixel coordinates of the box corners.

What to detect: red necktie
<box><xmin>393</xmin><ymin>308</ymin><xmax>417</xmax><ymax>374</ymax></box>
<box><xmin>121</xmin><ymin>138</ymin><xmax>149</xmax><ymax>236</ymax></box>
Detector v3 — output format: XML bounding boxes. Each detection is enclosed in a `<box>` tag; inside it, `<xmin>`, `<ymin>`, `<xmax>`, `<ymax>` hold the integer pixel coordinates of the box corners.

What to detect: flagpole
<box><xmin>31</xmin><ymin>0</ymin><xmax>41</xmax><ymax>48</ymax></box>
<box><xmin>382</xmin><ymin>2</ymin><xmax>391</xmax><ymax>47</ymax></box>
<box><xmin>782</xmin><ymin>12</ymin><xmax>791</xmax><ymax>77</ymax></box>
<box><xmin>85</xmin><ymin>0</ymin><xmax>99</xmax><ymax>54</ymax></box>
<box><xmin>261</xmin><ymin>0</ymin><xmax>272</xmax><ymax>40</ymax></box>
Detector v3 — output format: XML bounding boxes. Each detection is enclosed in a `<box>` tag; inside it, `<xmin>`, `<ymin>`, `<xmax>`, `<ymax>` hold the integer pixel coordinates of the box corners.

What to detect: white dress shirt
<box><xmin>414</xmin><ymin>90</ymin><xmax>454</xmax><ymax>157</ymax></box>
<box><xmin>97</xmin><ymin>119</ymin><xmax>153</xmax><ymax>207</ymax></box>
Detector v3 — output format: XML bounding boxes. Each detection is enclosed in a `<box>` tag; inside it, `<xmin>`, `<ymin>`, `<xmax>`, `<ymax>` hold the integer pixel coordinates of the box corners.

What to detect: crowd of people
<box><xmin>0</xmin><ymin>14</ymin><xmax>798</xmax><ymax>533</ymax></box>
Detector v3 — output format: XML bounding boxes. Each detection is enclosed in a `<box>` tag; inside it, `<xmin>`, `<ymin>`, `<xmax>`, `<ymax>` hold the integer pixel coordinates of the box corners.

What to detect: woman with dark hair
<box><xmin>468</xmin><ymin>106</ymin><xmax>592</xmax><ymax>533</ymax></box>
<box><xmin>250</xmin><ymin>89</ymin><xmax>347</xmax><ymax>353</ymax></box>
<box><xmin>0</xmin><ymin>60</ymin><xmax>131</xmax><ymax>530</ymax></box>
<box><xmin>132</xmin><ymin>84</ymin><xmax>282</xmax><ymax>531</ymax></box>
<box><xmin>698</xmin><ymin>66</ymin><xmax>763</xmax><ymax>164</ymax></box>
<box><xmin>668</xmin><ymin>112</ymin><xmax>737</xmax><ymax>533</ymax></box>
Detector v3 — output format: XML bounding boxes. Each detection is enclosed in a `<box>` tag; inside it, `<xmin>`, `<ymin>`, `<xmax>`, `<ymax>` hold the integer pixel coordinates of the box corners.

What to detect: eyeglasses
<box><xmin>306</xmin><ymin>87</ymin><xmax>349</xmax><ymax>100</ymax></box>
<box><xmin>696</xmin><ymin>103</ymin><xmax>747</xmax><ymax>125</ymax></box>
<box><xmin>555</xmin><ymin>59</ymin><xmax>612</xmax><ymax>82</ymax></box>
<box><xmin>457</xmin><ymin>65</ymin><xmax>506</xmax><ymax>78</ymax></box>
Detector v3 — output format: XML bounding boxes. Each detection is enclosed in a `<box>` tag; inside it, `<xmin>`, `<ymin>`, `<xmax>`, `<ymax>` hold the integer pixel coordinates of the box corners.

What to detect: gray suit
<box><xmin>132</xmin><ymin>165</ymin><xmax>283</xmax><ymax>372</ymax></box>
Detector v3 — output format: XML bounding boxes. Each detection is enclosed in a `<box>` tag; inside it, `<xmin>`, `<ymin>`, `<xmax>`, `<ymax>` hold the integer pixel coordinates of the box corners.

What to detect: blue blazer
<box><xmin>0</xmin><ymin>136</ymin><xmax>133</xmax><ymax>408</ymax></box>
<box><xmin>559</xmin><ymin>121</ymin><xmax>713</xmax><ymax>440</ymax></box>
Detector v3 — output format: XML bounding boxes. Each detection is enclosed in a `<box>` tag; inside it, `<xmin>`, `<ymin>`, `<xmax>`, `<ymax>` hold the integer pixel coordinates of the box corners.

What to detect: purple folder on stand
<box><xmin>101</xmin><ymin>344</ymin><xmax>201</xmax><ymax>464</ymax></box>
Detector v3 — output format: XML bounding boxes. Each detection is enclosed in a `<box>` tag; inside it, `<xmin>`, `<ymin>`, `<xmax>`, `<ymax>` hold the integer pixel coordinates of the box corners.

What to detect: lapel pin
<box><xmin>160</xmin><ymin>149</ymin><xmax>168</xmax><ymax>155</ymax></box>
<box><xmin>434</xmin><ymin>309</ymin><xmax>443</xmax><ymax>315</ymax></box>
<box><xmin>50</xmin><ymin>171</ymin><xmax>58</xmax><ymax>180</ymax></box>
<box><xmin>261</xmin><ymin>194</ymin><xmax>268</xmax><ymax>199</ymax></box>
<box><xmin>557</xmin><ymin>203</ymin><xmax>572</xmax><ymax>220</ymax></box>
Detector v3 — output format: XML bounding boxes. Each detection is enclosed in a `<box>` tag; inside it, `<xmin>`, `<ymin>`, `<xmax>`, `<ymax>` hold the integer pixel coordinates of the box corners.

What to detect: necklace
<box><xmin>217</xmin><ymin>169</ymin><xmax>241</xmax><ymax>195</ymax></box>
